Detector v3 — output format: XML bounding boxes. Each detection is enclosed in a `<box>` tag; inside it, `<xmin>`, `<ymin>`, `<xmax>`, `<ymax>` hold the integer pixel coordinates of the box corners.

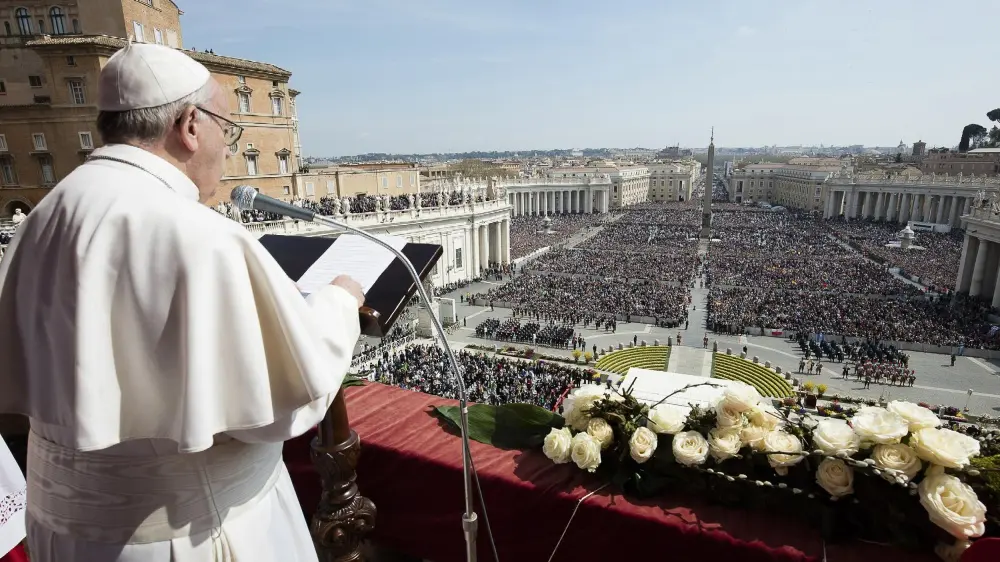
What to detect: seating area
<box><xmin>712</xmin><ymin>353</ymin><xmax>794</xmax><ymax>398</ymax></box>
<box><xmin>595</xmin><ymin>345</ymin><xmax>670</xmax><ymax>375</ymax></box>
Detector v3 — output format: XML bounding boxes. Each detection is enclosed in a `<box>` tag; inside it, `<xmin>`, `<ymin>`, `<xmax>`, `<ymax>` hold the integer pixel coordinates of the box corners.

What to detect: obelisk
<box><xmin>700</xmin><ymin>128</ymin><xmax>714</xmax><ymax>238</ymax></box>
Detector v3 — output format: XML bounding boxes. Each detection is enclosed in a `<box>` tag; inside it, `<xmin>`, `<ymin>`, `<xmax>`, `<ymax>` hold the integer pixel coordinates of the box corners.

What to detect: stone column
<box><xmin>480</xmin><ymin>224</ymin><xmax>490</xmax><ymax>270</ymax></box>
<box><xmin>824</xmin><ymin>192</ymin><xmax>834</xmax><ymax>219</ymax></box>
<box><xmin>970</xmin><ymin>239</ymin><xmax>990</xmax><ymax>297</ymax></box>
<box><xmin>950</xmin><ymin>197</ymin><xmax>961</xmax><ymax>226</ymax></box>
<box><xmin>965</xmin><ymin>197</ymin><xmax>973</xmax><ymax>215</ymax></box>
<box><xmin>585</xmin><ymin>189</ymin><xmax>593</xmax><ymax>213</ymax></box>
<box><xmin>910</xmin><ymin>194</ymin><xmax>921</xmax><ymax>222</ymax></box>
<box><xmin>502</xmin><ymin>219</ymin><xmax>510</xmax><ymax>263</ymax></box>
<box><xmin>887</xmin><ymin>193</ymin><xmax>898</xmax><ymax>221</ymax></box>
<box><xmin>922</xmin><ymin>195</ymin><xmax>932</xmax><ymax>223</ymax></box>
<box><xmin>471</xmin><ymin>224</ymin><xmax>480</xmax><ymax>275</ymax></box>
<box><xmin>491</xmin><ymin>222</ymin><xmax>502</xmax><ymax>263</ymax></box>
<box><xmin>875</xmin><ymin>192</ymin><xmax>886</xmax><ymax>220</ymax></box>
<box><xmin>957</xmin><ymin>235</ymin><xmax>979</xmax><ymax>293</ymax></box>
<box><xmin>935</xmin><ymin>195</ymin><xmax>946</xmax><ymax>224</ymax></box>
<box><xmin>992</xmin><ymin>258</ymin><xmax>1000</xmax><ymax>308</ymax></box>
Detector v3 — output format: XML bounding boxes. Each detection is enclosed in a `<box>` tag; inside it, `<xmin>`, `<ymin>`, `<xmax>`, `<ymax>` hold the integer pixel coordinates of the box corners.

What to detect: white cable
<box><xmin>546</xmin><ymin>483</ymin><xmax>610</xmax><ymax>562</ymax></box>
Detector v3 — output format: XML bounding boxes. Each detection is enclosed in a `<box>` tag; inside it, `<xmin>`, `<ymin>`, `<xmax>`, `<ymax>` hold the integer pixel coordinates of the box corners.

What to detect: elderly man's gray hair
<box><xmin>96</xmin><ymin>82</ymin><xmax>215</xmax><ymax>146</ymax></box>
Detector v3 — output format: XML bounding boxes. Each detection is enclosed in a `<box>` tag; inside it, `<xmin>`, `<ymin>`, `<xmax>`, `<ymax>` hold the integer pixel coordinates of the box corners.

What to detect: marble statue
<box><xmin>341</xmin><ymin>196</ymin><xmax>351</xmax><ymax>214</ymax></box>
<box><xmin>381</xmin><ymin>194</ymin><xmax>391</xmax><ymax>212</ymax></box>
<box><xmin>331</xmin><ymin>197</ymin><xmax>341</xmax><ymax>215</ymax></box>
<box><xmin>407</xmin><ymin>193</ymin><xmax>415</xmax><ymax>209</ymax></box>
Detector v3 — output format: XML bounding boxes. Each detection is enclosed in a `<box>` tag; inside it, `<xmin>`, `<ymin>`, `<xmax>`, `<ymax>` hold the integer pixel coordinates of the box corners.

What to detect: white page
<box><xmin>296</xmin><ymin>234</ymin><xmax>407</xmax><ymax>295</ymax></box>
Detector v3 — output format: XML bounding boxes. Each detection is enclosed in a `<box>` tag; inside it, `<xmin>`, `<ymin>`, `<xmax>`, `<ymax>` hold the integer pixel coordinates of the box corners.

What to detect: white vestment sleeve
<box><xmin>226</xmin><ymin>284</ymin><xmax>358</xmax><ymax>443</ymax></box>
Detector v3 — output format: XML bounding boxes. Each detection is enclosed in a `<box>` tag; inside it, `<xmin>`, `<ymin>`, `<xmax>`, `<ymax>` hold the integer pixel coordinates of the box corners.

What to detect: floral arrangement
<box><xmin>436</xmin><ymin>382</ymin><xmax>999</xmax><ymax>561</ymax></box>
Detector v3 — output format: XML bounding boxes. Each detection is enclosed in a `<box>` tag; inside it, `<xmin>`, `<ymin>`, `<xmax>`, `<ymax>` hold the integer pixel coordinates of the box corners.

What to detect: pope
<box><xmin>0</xmin><ymin>43</ymin><xmax>364</xmax><ymax>561</ymax></box>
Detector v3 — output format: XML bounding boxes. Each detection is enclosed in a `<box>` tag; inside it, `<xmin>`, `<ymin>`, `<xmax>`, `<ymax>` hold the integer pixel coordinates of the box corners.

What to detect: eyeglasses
<box><xmin>183</xmin><ymin>106</ymin><xmax>243</xmax><ymax>146</ymax></box>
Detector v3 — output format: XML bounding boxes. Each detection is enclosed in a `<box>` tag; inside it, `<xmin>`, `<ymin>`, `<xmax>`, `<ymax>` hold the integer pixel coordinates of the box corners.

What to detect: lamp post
<box><xmin>964</xmin><ymin>389</ymin><xmax>974</xmax><ymax>412</ymax></box>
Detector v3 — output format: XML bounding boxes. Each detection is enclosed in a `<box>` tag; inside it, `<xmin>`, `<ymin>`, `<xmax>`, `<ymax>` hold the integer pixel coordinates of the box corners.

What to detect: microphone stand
<box><xmin>293</xmin><ymin>212</ymin><xmax>480</xmax><ymax>562</ymax></box>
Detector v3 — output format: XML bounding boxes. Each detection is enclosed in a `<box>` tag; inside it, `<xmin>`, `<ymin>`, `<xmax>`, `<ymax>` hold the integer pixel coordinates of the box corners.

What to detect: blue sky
<box><xmin>181</xmin><ymin>0</ymin><xmax>999</xmax><ymax>156</ymax></box>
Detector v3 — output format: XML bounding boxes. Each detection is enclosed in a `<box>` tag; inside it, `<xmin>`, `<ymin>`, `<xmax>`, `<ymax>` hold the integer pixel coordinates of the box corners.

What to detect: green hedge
<box><xmin>595</xmin><ymin>346</ymin><xmax>671</xmax><ymax>375</ymax></box>
<box><xmin>712</xmin><ymin>354</ymin><xmax>793</xmax><ymax>398</ymax></box>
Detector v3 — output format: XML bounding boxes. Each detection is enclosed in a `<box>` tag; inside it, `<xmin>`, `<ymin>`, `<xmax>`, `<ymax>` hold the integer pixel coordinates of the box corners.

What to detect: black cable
<box><xmin>466</xmin><ymin>439</ymin><xmax>501</xmax><ymax>562</ymax></box>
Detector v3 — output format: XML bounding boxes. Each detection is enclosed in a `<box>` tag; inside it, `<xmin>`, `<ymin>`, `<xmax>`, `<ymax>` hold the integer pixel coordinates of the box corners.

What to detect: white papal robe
<box><xmin>0</xmin><ymin>144</ymin><xmax>362</xmax><ymax>561</ymax></box>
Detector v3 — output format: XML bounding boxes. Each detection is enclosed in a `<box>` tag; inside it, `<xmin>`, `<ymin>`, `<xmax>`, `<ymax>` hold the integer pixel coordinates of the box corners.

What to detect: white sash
<box><xmin>26</xmin><ymin>432</ymin><xmax>282</xmax><ymax>544</ymax></box>
<box><xmin>0</xmin><ymin>433</ymin><xmax>26</xmax><ymax>557</ymax></box>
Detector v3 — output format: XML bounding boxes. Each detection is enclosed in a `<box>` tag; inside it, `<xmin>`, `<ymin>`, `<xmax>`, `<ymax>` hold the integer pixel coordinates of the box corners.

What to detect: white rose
<box><xmin>570</xmin><ymin>432</ymin><xmax>602</xmax><ymax>472</ymax></box>
<box><xmin>815</xmin><ymin>458</ymin><xmax>854</xmax><ymax>498</ymax></box>
<box><xmin>708</xmin><ymin>427</ymin><xmax>742</xmax><ymax>461</ymax></box>
<box><xmin>586</xmin><ymin>417</ymin><xmax>614</xmax><ymax>450</ymax></box>
<box><xmin>850</xmin><ymin>406</ymin><xmax>909</xmax><ymax>445</ymax></box>
<box><xmin>542</xmin><ymin>427</ymin><xmax>573</xmax><ymax>464</ymax></box>
<box><xmin>647</xmin><ymin>404</ymin><xmax>687</xmax><ymax>434</ymax></box>
<box><xmin>811</xmin><ymin>419</ymin><xmax>860</xmax><ymax>457</ymax></box>
<box><xmin>628</xmin><ymin>426</ymin><xmax>658</xmax><ymax>464</ymax></box>
<box><xmin>720</xmin><ymin>382</ymin><xmax>762</xmax><ymax>412</ymax></box>
<box><xmin>747</xmin><ymin>402</ymin><xmax>781</xmax><ymax>430</ymax></box>
<box><xmin>871</xmin><ymin>443</ymin><xmax>922</xmax><ymax>480</ymax></box>
<box><xmin>909</xmin><ymin>427</ymin><xmax>981</xmax><ymax>469</ymax></box>
<box><xmin>935</xmin><ymin>539</ymin><xmax>972</xmax><ymax>562</ymax></box>
<box><xmin>918</xmin><ymin>474</ymin><xmax>987</xmax><ymax>539</ymax></box>
<box><xmin>740</xmin><ymin>424</ymin><xmax>770</xmax><ymax>451</ymax></box>
<box><xmin>562</xmin><ymin>386</ymin><xmax>607</xmax><ymax>431</ymax></box>
<box><xmin>763</xmin><ymin>430</ymin><xmax>804</xmax><ymax>474</ymax></box>
<box><xmin>715</xmin><ymin>399</ymin><xmax>747</xmax><ymax>429</ymax></box>
<box><xmin>672</xmin><ymin>430</ymin><xmax>710</xmax><ymax>466</ymax></box>
<box><xmin>888</xmin><ymin>401</ymin><xmax>942</xmax><ymax>432</ymax></box>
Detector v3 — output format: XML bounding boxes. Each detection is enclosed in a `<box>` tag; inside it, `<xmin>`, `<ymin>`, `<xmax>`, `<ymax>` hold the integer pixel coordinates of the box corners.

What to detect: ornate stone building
<box><xmin>956</xmin><ymin>195</ymin><xmax>1000</xmax><ymax>307</ymax></box>
<box><xmin>546</xmin><ymin>165</ymin><xmax>649</xmax><ymax>208</ymax></box>
<box><xmin>0</xmin><ymin>0</ymin><xmax>301</xmax><ymax>216</ymax></box>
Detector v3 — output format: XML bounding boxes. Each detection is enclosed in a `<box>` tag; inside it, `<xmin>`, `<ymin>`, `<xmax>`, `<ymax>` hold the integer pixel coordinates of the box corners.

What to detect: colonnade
<box><xmin>508</xmin><ymin>188</ymin><xmax>609</xmax><ymax>217</ymax></box>
<box><xmin>956</xmin><ymin>232</ymin><xmax>1000</xmax><ymax>307</ymax></box>
<box><xmin>825</xmin><ymin>190</ymin><xmax>971</xmax><ymax>227</ymax></box>
<box><xmin>468</xmin><ymin>218</ymin><xmax>511</xmax><ymax>274</ymax></box>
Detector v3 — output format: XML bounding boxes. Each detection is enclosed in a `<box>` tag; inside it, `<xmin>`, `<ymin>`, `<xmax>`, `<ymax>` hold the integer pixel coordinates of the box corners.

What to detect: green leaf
<box><xmin>341</xmin><ymin>375</ymin><xmax>366</xmax><ymax>388</ymax></box>
<box><xmin>432</xmin><ymin>403</ymin><xmax>565</xmax><ymax>449</ymax></box>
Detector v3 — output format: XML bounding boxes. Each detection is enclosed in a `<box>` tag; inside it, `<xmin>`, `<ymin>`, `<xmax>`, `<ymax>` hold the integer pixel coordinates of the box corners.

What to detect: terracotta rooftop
<box><xmin>24</xmin><ymin>35</ymin><xmax>291</xmax><ymax>78</ymax></box>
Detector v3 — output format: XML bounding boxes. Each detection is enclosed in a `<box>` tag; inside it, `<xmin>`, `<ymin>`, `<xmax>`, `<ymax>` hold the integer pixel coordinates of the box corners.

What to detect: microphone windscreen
<box><xmin>230</xmin><ymin>185</ymin><xmax>257</xmax><ymax>211</ymax></box>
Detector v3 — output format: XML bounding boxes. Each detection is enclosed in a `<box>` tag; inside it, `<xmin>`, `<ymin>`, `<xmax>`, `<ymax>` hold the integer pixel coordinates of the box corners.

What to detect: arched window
<box><xmin>49</xmin><ymin>7</ymin><xmax>66</xmax><ymax>35</ymax></box>
<box><xmin>15</xmin><ymin>8</ymin><xmax>32</xmax><ymax>35</ymax></box>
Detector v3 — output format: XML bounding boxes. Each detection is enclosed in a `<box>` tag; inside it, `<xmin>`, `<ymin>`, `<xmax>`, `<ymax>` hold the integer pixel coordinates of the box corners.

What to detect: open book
<box><xmin>258</xmin><ymin>234</ymin><xmax>443</xmax><ymax>337</ymax></box>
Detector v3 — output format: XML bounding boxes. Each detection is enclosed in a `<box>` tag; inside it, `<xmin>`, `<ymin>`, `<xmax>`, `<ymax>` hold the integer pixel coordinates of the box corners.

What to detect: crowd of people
<box><xmin>472</xmin><ymin>273</ymin><xmax>690</xmax><ymax>325</ymax></box>
<box><xmin>705</xmin><ymin>206</ymin><xmax>999</xmax><ymax>349</ymax></box>
<box><xmin>366</xmin><ymin>344</ymin><xmax>586</xmax><ymax>410</ymax></box>
<box><xmin>708</xmin><ymin>287</ymin><xmax>995</xmax><ymax>348</ymax></box>
<box><xmin>508</xmin><ymin>214</ymin><xmax>606</xmax><ymax>259</ymax></box>
<box><xmin>474</xmin><ymin>318</ymin><xmax>576</xmax><ymax>347</ymax></box>
<box><xmin>828</xmin><ymin>219</ymin><xmax>963</xmax><ymax>292</ymax></box>
<box><xmin>527</xmin><ymin>246</ymin><xmax>698</xmax><ymax>283</ymax></box>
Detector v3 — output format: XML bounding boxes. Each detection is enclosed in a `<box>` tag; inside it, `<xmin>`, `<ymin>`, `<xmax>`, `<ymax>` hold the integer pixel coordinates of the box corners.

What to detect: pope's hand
<box><xmin>331</xmin><ymin>275</ymin><xmax>365</xmax><ymax>308</ymax></box>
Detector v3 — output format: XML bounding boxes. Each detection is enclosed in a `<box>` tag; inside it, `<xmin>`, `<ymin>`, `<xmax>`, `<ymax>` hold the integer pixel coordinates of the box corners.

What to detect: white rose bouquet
<box><xmin>435</xmin><ymin>385</ymin><xmax>996</xmax><ymax>560</ymax></box>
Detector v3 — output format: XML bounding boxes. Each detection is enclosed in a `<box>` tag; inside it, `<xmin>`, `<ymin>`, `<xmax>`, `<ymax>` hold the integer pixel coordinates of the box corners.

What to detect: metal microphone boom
<box><xmin>230</xmin><ymin>186</ymin><xmax>481</xmax><ymax>562</ymax></box>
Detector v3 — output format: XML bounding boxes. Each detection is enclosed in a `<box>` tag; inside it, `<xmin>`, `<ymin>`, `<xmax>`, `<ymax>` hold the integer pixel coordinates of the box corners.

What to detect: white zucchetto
<box><xmin>98</xmin><ymin>42</ymin><xmax>211</xmax><ymax>111</ymax></box>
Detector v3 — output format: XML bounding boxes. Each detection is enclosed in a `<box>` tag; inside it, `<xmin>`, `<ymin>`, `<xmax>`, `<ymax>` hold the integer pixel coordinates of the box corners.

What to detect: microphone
<box><xmin>231</xmin><ymin>185</ymin><xmax>316</xmax><ymax>222</ymax></box>
<box><xmin>230</xmin><ymin>186</ymin><xmax>484</xmax><ymax>562</ymax></box>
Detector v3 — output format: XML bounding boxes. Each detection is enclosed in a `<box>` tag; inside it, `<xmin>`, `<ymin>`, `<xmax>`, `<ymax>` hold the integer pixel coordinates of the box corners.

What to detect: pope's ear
<box><xmin>175</xmin><ymin>105</ymin><xmax>200</xmax><ymax>151</ymax></box>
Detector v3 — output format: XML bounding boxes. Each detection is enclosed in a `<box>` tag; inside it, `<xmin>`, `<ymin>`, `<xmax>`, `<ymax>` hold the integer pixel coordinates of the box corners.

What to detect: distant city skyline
<box><xmin>180</xmin><ymin>0</ymin><xmax>999</xmax><ymax>156</ymax></box>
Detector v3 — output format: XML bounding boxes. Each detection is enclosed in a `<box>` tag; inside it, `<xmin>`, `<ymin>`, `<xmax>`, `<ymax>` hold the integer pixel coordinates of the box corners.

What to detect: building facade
<box><xmin>648</xmin><ymin>162</ymin><xmax>698</xmax><ymax>202</ymax></box>
<box><xmin>822</xmin><ymin>172</ymin><xmax>995</xmax><ymax>229</ymax></box>
<box><xmin>921</xmin><ymin>149</ymin><xmax>1000</xmax><ymax>177</ymax></box>
<box><xmin>293</xmin><ymin>167</ymin><xmax>422</xmax><ymax>199</ymax></box>
<box><xmin>0</xmin><ymin>0</ymin><xmax>300</xmax><ymax>216</ymax></box>
<box><xmin>546</xmin><ymin>165</ymin><xmax>650</xmax><ymax>208</ymax></box>
<box><xmin>498</xmin><ymin>176</ymin><xmax>611</xmax><ymax>216</ymax></box>
<box><xmin>728</xmin><ymin>158</ymin><xmax>844</xmax><ymax>210</ymax></box>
